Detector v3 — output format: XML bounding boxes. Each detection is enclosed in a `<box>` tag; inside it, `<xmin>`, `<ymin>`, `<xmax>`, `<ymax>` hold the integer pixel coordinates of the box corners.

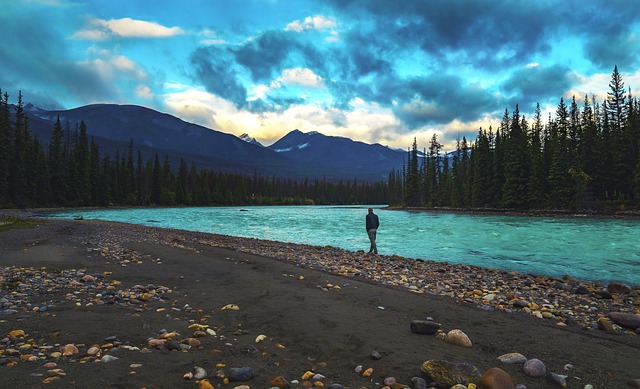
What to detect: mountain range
<box><xmin>22</xmin><ymin>103</ymin><xmax>407</xmax><ymax>182</ymax></box>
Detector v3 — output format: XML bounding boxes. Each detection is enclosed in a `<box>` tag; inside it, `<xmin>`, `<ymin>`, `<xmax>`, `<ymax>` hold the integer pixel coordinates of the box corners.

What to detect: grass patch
<box><xmin>0</xmin><ymin>217</ymin><xmax>41</xmax><ymax>232</ymax></box>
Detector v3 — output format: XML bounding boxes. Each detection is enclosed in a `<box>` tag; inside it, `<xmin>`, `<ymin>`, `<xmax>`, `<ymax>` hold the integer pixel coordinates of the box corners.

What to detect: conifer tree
<box><xmin>49</xmin><ymin>115</ymin><xmax>67</xmax><ymax>204</ymax></box>
<box><xmin>0</xmin><ymin>90</ymin><xmax>10</xmax><ymax>205</ymax></box>
<box><xmin>502</xmin><ymin>105</ymin><xmax>530</xmax><ymax>208</ymax></box>
<box><xmin>528</xmin><ymin>103</ymin><xmax>546</xmax><ymax>206</ymax></box>
<box><xmin>404</xmin><ymin>138</ymin><xmax>421</xmax><ymax>206</ymax></box>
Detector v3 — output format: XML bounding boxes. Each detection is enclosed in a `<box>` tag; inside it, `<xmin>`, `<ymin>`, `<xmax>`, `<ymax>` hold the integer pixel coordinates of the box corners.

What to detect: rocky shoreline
<box><xmin>1</xmin><ymin>215</ymin><xmax>640</xmax><ymax>388</ymax></box>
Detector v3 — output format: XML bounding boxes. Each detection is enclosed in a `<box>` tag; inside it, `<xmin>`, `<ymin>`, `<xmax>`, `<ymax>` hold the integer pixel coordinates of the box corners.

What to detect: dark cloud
<box><xmin>247</xmin><ymin>95</ymin><xmax>306</xmax><ymax>114</ymax></box>
<box><xmin>187</xmin><ymin>0</ymin><xmax>640</xmax><ymax>131</ymax></box>
<box><xmin>235</xmin><ymin>30</ymin><xmax>305</xmax><ymax>81</ymax></box>
<box><xmin>190</xmin><ymin>46</ymin><xmax>248</xmax><ymax>108</ymax></box>
<box><xmin>501</xmin><ymin>65</ymin><xmax>574</xmax><ymax>108</ymax></box>
<box><xmin>583</xmin><ymin>33</ymin><xmax>640</xmax><ymax>71</ymax></box>
<box><xmin>392</xmin><ymin>73</ymin><xmax>499</xmax><ymax>127</ymax></box>
<box><xmin>326</xmin><ymin>0</ymin><xmax>554</xmax><ymax>70</ymax></box>
<box><xmin>0</xmin><ymin>4</ymin><xmax>125</xmax><ymax>108</ymax></box>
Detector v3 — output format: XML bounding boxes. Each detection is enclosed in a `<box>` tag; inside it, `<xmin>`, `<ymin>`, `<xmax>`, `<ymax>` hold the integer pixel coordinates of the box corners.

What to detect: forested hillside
<box><xmin>390</xmin><ymin>67</ymin><xmax>640</xmax><ymax>212</ymax></box>
<box><xmin>0</xmin><ymin>91</ymin><xmax>387</xmax><ymax>208</ymax></box>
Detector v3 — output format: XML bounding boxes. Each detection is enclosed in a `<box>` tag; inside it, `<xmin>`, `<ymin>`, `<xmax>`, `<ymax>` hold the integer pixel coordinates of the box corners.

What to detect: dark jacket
<box><xmin>366</xmin><ymin>213</ymin><xmax>379</xmax><ymax>231</ymax></box>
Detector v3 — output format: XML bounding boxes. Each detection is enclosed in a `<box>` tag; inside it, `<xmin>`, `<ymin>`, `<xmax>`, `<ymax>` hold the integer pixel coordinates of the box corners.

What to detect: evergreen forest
<box><xmin>389</xmin><ymin>67</ymin><xmax>640</xmax><ymax>212</ymax></box>
<box><xmin>0</xmin><ymin>90</ymin><xmax>387</xmax><ymax>208</ymax></box>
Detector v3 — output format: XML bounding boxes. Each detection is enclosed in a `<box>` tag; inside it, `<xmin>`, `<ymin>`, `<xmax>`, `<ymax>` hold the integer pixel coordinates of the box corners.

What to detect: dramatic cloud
<box><xmin>4</xmin><ymin>0</ymin><xmax>640</xmax><ymax>150</ymax></box>
<box><xmin>190</xmin><ymin>46</ymin><xmax>248</xmax><ymax>108</ymax></box>
<box><xmin>502</xmin><ymin>65</ymin><xmax>575</xmax><ymax>109</ymax></box>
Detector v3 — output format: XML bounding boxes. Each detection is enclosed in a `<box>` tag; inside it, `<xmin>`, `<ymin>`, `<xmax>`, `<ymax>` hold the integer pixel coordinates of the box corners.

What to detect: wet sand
<box><xmin>1</xmin><ymin>214</ymin><xmax>639</xmax><ymax>388</ymax></box>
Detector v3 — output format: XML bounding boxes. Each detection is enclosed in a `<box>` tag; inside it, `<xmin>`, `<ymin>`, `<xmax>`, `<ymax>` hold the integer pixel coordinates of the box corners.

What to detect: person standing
<box><xmin>365</xmin><ymin>208</ymin><xmax>379</xmax><ymax>254</ymax></box>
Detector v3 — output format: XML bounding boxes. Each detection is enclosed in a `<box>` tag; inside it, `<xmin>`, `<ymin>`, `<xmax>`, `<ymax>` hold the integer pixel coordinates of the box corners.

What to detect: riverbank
<box><xmin>393</xmin><ymin>205</ymin><xmax>640</xmax><ymax>220</ymax></box>
<box><xmin>1</xmin><ymin>214</ymin><xmax>639</xmax><ymax>388</ymax></box>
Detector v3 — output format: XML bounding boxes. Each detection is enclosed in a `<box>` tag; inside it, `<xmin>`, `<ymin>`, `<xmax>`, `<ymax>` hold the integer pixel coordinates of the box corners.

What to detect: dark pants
<box><xmin>367</xmin><ymin>228</ymin><xmax>377</xmax><ymax>254</ymax></box>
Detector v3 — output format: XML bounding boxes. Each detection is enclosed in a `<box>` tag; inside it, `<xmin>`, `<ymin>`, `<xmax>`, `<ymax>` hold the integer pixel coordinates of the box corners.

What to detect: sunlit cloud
<box><xmin>136</xmin><ymin>84</ymin><xmax>153</xmax><ymax>99</ymax></box>
<box><xmin>285</xmin><ymin>15</ymin><xmax>337</xmax><ymax>32</ymax></box>
<box><xmin>281</xmin><ymin>68</ymin><xmax>324</xmax><ymax>88</ymax></box>
<box><xmin>73</xmin><ymin>17</ymin><xmax>186</xmax><ymax>41</ymax></box>
<box><xmin>248</xmin><ymin>68</ymin><xmax>324</xmax><ymax>101</ymax></box>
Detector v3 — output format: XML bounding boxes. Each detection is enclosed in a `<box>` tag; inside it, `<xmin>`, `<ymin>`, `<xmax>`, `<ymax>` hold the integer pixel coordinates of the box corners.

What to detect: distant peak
<box><xmin>238</xmin><ymin>133</ymin><xmax>264</xmax><ymax>147</ymax></box>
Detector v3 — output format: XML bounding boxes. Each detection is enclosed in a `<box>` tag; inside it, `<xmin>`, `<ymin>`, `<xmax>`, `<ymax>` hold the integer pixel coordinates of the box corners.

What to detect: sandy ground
<box><xmin>0</xmin><ymin>216</ymin><xmax>639</xmax><ymax>388</ymax></box>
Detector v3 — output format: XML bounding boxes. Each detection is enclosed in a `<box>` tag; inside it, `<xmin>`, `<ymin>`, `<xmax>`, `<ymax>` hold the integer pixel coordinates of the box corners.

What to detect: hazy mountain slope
<box><xmin>23</xmin><ymin>104</ymin><xmax>405</xmax><ymax>181</ymax></box>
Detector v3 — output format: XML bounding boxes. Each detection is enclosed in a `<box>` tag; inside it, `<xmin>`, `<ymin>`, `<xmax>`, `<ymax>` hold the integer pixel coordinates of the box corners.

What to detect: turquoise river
<box><xmin>44</xmin><ymin>206</ymin><xmax>640</xmax><ymax>285</ymax></box>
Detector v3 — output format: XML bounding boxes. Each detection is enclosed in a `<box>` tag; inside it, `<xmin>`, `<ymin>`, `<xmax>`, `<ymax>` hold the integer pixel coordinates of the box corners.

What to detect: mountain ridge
<box><xmin>21</xmin><ymin>103</ymin><xmax>406</xmax><ymax>182</ymax></box>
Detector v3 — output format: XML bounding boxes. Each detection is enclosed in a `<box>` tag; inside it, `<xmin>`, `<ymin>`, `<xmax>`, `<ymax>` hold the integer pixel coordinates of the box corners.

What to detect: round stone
<box><xmin>523</xmin><ymin>358</ymin><xmax>546</xmax><ymax>377</ymax></box>
<box><xmin>445</xmin><ymin>329</ymin><xmax>472</xmax><ymax>348</ymax></box>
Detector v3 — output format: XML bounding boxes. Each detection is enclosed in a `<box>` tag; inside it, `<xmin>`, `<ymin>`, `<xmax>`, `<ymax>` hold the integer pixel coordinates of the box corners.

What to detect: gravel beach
<box><xmin>1</xmin><ymin>212</ymin><xmax>639</xmax><ymax>388</ymax></box>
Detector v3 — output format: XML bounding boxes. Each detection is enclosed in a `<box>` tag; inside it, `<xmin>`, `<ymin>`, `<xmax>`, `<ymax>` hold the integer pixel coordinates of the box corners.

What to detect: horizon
<box><xmin>2</xmin><ymin>0</ymin><xmax>639</xmax><ymax>150</ymax></box>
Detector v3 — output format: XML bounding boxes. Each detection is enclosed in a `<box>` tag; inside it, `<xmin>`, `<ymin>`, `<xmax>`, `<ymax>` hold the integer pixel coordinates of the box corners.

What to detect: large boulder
<box><xmin>607</xmin><ymin>312</ymin><xmax>640</xmax><ymax>330</ymax></box>
<box><xmin>420</xmin><ymin>360</ymin><xmax>481</xmax><ymax>388</ymax></box>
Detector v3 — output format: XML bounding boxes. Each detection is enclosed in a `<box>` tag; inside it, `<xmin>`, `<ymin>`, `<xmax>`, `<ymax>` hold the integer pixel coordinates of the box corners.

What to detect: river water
<box><xmin>44</xmin><ymin>205</ymin><xmax>640</xmax><ymax>285</ymax></box>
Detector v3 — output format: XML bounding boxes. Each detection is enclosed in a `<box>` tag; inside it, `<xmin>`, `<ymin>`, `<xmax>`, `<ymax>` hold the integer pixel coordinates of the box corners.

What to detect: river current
<box><xmin>45</xmin><ymin>205</ymin><xmax>640</xmax><ymax>285</ymax></box>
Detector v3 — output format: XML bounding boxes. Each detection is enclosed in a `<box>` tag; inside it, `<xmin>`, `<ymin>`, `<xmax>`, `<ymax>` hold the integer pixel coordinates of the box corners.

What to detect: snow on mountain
<box><xmin>238</xmin><ymin>133</ymin><xmax>264</xmax><ymax>147</ymax></box>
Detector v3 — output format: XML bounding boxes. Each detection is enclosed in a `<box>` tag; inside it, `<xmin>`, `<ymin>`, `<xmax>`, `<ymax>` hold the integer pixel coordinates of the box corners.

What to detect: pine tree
<box><xmin>49</xmin><ymin>115</ymin><xmax>67</xmax><ymax>204</ymax></box>
<box><xmin>8</xmin><ymin>91</ymin><xmax>29</xmax><ymax>207</ymax></box>
<box><xmin>0</xmin><ymin>90</ymin><xmax>10</xmax><ymax>205</ymax></box>
<box><xmin>605</xmin><ymin>66</ymin><xmax>633</xmax><ymax>198</ymax></box>
<box><xmin>471</xmin><ymin>128</ymin><xmax>493</xmax><ymax>207</ymax></box>
<box><xmin>528</xmin><ymin>103</ymin><xmax>546</xmax><ymax>206</ymax></box>
<box><xmin>404</xmin><ymin>138</ymin><xmax>421</xmax><ymax>206</ymax></box>
<box><xmin>502</xmin><ymin>105</ymin><xmax>530</xmax><ymax>208</ymax></box>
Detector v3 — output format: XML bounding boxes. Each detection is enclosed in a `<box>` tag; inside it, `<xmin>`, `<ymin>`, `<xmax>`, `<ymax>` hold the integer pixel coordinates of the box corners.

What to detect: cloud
<box><xmin>199</xmin><ymin>28</ymin><xmax>227</xmax><ymax>45</ymax></box>
<box><xmin>285</xmin><ymin>15</ymin><xmax>337</xmax><ymax>32</ymax></box>
<box><xmin>190</xmin><ymin>46</ymin><xmax>248</xmax><ymax>108</ymax></box>
<box><xmin>73</xmin><ymin>17</ymin><xmax>186</xmax><ymax>41</ymax></box>
<box><xmin>501</xmin><ymin>64</ymin><xmax>575</xmax><ymax>108</ymax></box>
<box><xmin>234</xmin><ymin>30</ymin><xmax>306</xmax><ymax>81</ymax></box>
<box><xmin>281</xmin><ymin>68</ymin><xmax>324</xmax><ymax>88</ymax></box>
<box><xmin>583</xmin><ymin>31</ymin><xmax>640</xmax><ymax>70</ymax></box>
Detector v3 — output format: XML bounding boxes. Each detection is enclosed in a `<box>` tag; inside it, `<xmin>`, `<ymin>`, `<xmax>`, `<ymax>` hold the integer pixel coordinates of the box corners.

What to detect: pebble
<box><xmin>371</xmin><ymin>350</ymin><xmax>382</xmax><ymax>360</ymax></box>
<box><xmin>228</xmin><ymin>367</ymin><xmax>255</xmax><ymax>382</ymax></box>
<box><xmin>522</xmin><ymin>358</ymin><xmax>546</xmax><ymax>378</ymax></box>
<box><xmin>420</xmin><ymin>360</ymin><xmax>481</xmax><ymax>388</ymax></box>
<box><xmin>497</xmin><ymin>352</ymin><xmax>527</xmax><ymax>364</ymax></box>
<box><xmin>607</xmin><ymin>312</ymin><xmax>640</xmax><ymax>330</ymax></box>
<box><xmin>198</xmin><ymin>379</ymin><xmax>215</xmax><ymax>389</ymax></box>
<box><xmin>411</xmin><ymin>376</ymin><xmax>427</xmax><ymax>389</ymax></box>
<box><xmin>269</xmin><ymin>376</ymin><xmax>291</xmax><ymax>388</ymax></box>
<box><xmin>444</xmin><ymin>329</ymin><xmax>473</xmax><ymax>348</ymax></box>
<box><xmin>100</xmin><ymin>355</ymin><xmax>119</xmax><ymax>363</ymax></box>
<box><xmin>629</xmin><ymin>379</ymin><xmax>640</xmax><ymax>389</ymax></box>
<box><xmin>410</xmin><ymin>319</ymin><xmax>441</xmax><ymax>335</ymax></box>
<box><xmin>477</xmin><ymin>367</ymin><xmax>514</xmax><ymax>389</ymax></box>
<box><xmin>2</xmin><ymin>216</ymin><xmax>639</xmax><ymax>388</ymax></box>
<box><xmin>194</xmin><ymin>366</ymin><xmax>208</xmax><ymax>380</ymax></box>
<box><xmin>548</xmin><ymin>372</ymin><xmax>568</xmax><ymax>388</ymax></box>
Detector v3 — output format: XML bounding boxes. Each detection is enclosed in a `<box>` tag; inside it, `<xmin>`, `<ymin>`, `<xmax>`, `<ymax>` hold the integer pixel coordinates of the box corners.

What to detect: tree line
<box><xmin>390</xmin><ymin>66</ymin><xmax>640</xmax><ymax>211</ymax></box>
<box><xmin>0</xmin><ymin>90</ymin><xmax>388</xmax><ymax>208</ymax></box>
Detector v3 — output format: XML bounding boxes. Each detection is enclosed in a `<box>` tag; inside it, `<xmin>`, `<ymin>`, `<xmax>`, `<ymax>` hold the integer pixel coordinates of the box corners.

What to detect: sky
<box><xmin>2</xmin><ymin>0</ymin><xmax>640</xmax><ymax>151</ymax></box>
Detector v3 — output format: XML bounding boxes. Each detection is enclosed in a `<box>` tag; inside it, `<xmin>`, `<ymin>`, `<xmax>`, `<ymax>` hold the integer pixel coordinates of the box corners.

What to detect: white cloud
<box><xmin>161</xmin><ymin>83</ymin><xmax>517</xmax><ymax>152</ymax></box>
<box><xmin>281</xmin><ymin>68</ymin><xmax>324</xmax><ymax>88</ymax></box>
<box><xmin>285</xmin><ymin>15</ymin><xmax>337</xmax><ymax>33</ymax></box>
<box><xmin>564</xmin><ymin>69</ymin><xmax>640</xmax><ymax>104</ymax></box>
<box><xmin>199</xmin><ymin>28</ymin><xmax>227</xmax><ymax>45</ymax></box>
<box><xmin>73</xmin><ymin>17</ymin><xmax>185</xmax><ymax>41</ymax></box>
<box><xmin>248</xmin><ymin>68</ymin><xmax>324</xmax><ymax>102</ymax></box>
<box><xmin>80</xmin><ymin>51</ymin><xmax>147</xmax><ymax>82</ymax></box>
<box><xmin>136</xmin><ymin>85</ymin><xmax>153</xmax><ymax>99</ymax></box>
